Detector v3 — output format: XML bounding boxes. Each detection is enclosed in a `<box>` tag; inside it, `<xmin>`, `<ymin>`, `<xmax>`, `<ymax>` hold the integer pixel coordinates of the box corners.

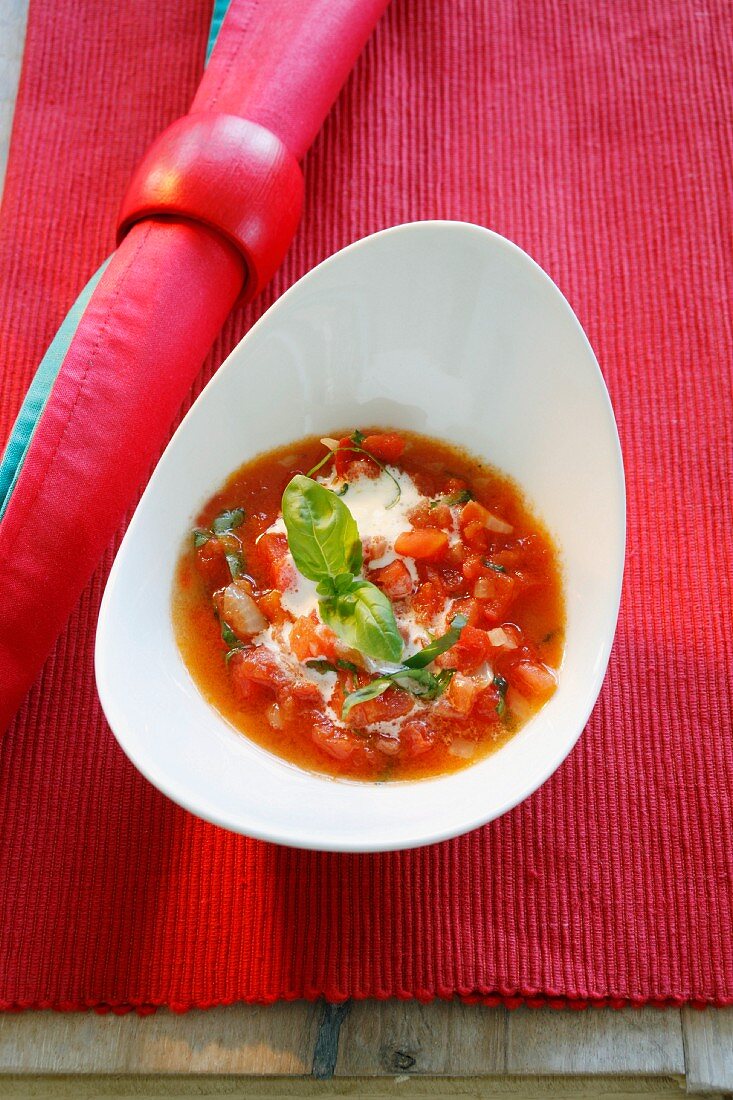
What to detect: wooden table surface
<box><xmin>1</xmin><ymin>3</ymin><xmax>732</xmax><ymax>1096</ymax></box>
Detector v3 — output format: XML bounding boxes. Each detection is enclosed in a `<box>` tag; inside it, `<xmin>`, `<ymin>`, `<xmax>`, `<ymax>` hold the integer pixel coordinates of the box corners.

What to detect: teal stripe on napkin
<box><xmin>0</xmin><ymin>260</ymin><xmax>110</xmax><ymax>519</ymax></box>
<box><xmin>0</xmin><ymin>0</ymin><xmax>232</xmax><ymax>520</ymax></box>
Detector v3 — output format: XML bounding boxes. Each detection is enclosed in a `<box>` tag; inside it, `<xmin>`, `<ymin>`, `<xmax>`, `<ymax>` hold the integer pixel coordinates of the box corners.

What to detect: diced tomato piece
<box><xmin>477</xmin><ymin>576</ymin><xmax>517</xmax><ymax>626</ymax></box>
<box><xmin>290</xmin><ymin>613</ymin><xmax>339</xmax><ymax>661</ymax></box>
<box><xmin>369</xmin><ymin>559</ymin><xmax>414</xmax><ymax>599</ymax></box>
<box><xmin>194</xmin><ymin>539</ymin><xmax>230</xmax><ymax>590</ymax></box>
<box><xmin>444</xmin><ymin>673</ymin><xmax>483</xmax><ymax>715</ymax></box>
<box><xmin>289</xmin><ymin>678</ymin><xmax>324</xmax><ymax>706</ymax></box>
<box><xmin>507</xmin><ymin>660</ymin><xmax>557</xmax><ymax>702</ymax></box>
<box><xmin>257</xmin><ymin>589</ymin><xmax>290</xmax><ymax>624</ymax></box>
<box><xmin>448</xmin><ymin>596</ymin><xmax>482</xmax><ymax>626</ymax></box>
<box><xmin>412</xmin><ymin>577</ymin><xmax>447</xmax><ymax>623</ymax></box>
<box><xmin>394</xmin><ymin>529</ymin><xmax>449</xmax><ymax>561</ymax></box>
<box><xmin>436</xmin><ymin>624</ymin><xmax>492</xmax><ymax>672</ymax></box>
<box><xmin>345</xmin><ymin>686</ymin><xmax>414</xmax><ymax>727</ymax></box>
<box><xmin>362</xmin><ymin>534</ymin><xmax>389</xmax><ymax>564</ymax></box>
<box><xmin>408</xmin><ymin>501</ymin><xmax>453</xmax><ymax>530</ymax></box>
<box><xmin>256</xmin><ymin>532</ymin><xmax>294</xmax><ymax>589</ymax></box>
<box><xmin>460</xmin><ymin>500</ymin><xmax>489</xmax><ymax>528</ymax></box>
<box><xmin>462</xmin><ymin>554</ymin><xmax>486</xmax><ymax>582</ymax></box>
<box><xmin>228</xmin><ymin>647</ymin><xmax>285</xmax><ymax>702</ymax></box>
<box><xmin>401</xmin><ymin>718</ymin><xmax>437</xmax><ymax>757</ymax></box>
<box><xmin>362</xmin><ymin>432</ymin><xmax>405</xmax><ymax>463</ymax></box>
<box><xmin>463</xmin><ymin>521</ymin><xmax>490</xmax><ymax>550</ymax></box>
<box><xmin>334</xmin><ymin>436</ymin><xmax>380</xmax><ymax>478</ymax></box>
<box><xmin>311</xmin><ymin>718</ymin><xmax>360</xmax><ymax>761</ymax></box>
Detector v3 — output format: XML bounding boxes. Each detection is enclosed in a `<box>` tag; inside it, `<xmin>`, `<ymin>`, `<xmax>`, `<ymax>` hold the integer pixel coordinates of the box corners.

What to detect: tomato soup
<box><xmin>172</xmin><ymin>429</ymin><xmax>565</xmax><ymax>781</ymax></box>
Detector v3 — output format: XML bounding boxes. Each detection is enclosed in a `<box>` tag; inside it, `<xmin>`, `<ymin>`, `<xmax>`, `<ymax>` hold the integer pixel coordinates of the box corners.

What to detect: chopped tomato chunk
<box><xmin>194</xmin><ymin>539</ymin><xmax>230</xmax><ymax>590</ymax></box>
<box><xmin>436</xmin><ymin>624</ymin><xmax>492</xmax><ymax>672</ymax></box>
<box><xmin>507</xmin><ymin>660</ymin><xmax>557</xmax><ymax>701</ymax></box>
<box><xmin>443</xmin><ymin>673</ymin><xmax>483</xmax><ymax>715</ymax></box>
<box><xmin>256</xmin><ymin>533</ymin><xmax>294</xmax><ymax>589</ymax></box>
<box><xmin>394</xmin><ymin>529</ymin><xmax>449</xmax><ymax>560</ymax></box>
<box><xmin>257</xmin><ymin>589</ymin><xmax>289</xmax><ymax>624</ymax></box>
<box><xmin>412</xmin><ymin>577</ymin><xmax>447</xmax><ymax>623</ymax></box>
<box><xmin>311</xmin><ymin>718</ymin><xmax>359</xmax><ymax>761</ymax></box>
<box><xmin>362</xmin><ymin>432</ymin><xmax>405</xmax><ymax>462</ymax></box>
<box><xmin>345</xmin><ymin>685</ymin><xmax>414</xmax><ymax>727</ymax></box>
<box><xmin>401</xmin><ymin>718</ymin><xmax>436</xmax><ymax>757</ymax></box>
<box><xmin>228</xmin><ymin>647</ymin><xmax>285</xmax><ymax>699</ymax></box>
<box><xmin>362</xmin><ymin>534</ymin><xmax>389</xmax><ymax>564</ymax></box>
<box><xmin>369</xmin><ymin>559</ymin><xmax>414</xmax><ymax>599</ymax></box>
<box><xmin>449</xmin><ymin>596</ymin><xmax>482</xmax><ymax>626</ymax></box>
<box><xmin>408</xmin><ymin>501</ymin><xmax>453</xmax><ymax>530</ymax></box>
<box><xmin>290</xmin><ymin>613</ymin><xmax>339</xmax><ymax>662</ymax></box>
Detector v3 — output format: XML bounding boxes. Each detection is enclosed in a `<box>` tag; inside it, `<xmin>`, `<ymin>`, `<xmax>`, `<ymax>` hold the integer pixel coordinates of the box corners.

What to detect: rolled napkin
<box><xmin>0</xmin><ymin>0</ymin><xmax>390</xmax><ymax>732</ymax></box>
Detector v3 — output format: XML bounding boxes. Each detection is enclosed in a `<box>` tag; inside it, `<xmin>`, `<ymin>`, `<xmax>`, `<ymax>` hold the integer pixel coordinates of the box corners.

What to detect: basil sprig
<box><xmin>282</xmin><ymin>475</ymin><xmax>403</xmax><ymax>663</ymax></box>
<box><xmin>193</xmin><ymin>508</ymin><xmax>246</xmax><ymax>580</ymax></box>
<box><xmin>341</xmin><ymin>615</ymin><xmax>467</xmax><ymax>717</ymax></box>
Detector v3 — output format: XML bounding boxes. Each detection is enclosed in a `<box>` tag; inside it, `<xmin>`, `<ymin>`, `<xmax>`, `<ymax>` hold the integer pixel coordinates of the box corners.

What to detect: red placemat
<box><xmin>1</xmin><ymin>0</ymin><xmax>732</xmax><ymax>1011</ymax></box>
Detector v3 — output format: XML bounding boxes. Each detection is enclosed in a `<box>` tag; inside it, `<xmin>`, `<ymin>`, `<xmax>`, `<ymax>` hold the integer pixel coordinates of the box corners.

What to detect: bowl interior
<box><xmin>96</xmin><ymin>221</ymin><xmax>625</xmax><ymax>852</ymax></box>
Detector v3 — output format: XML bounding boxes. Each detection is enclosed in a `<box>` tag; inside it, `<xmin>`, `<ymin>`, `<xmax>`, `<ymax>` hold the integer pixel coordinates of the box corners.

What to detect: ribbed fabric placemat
<box><xmin>1</xmin><ymin>0</ymin><xmax>732</xmax><ymax>1010</ymax></box>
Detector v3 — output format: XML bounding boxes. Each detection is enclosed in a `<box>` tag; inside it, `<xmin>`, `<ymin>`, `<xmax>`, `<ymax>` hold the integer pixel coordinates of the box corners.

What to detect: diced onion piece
<box><xmin>448</xmin><ymin>738</ymin><xmax>476</xmax><ymax>759</ymax></box>
<box><xmin>320</xmin><ymin>437</ymin><xmax>340</xmax><ymax>451</ymax></box>
<box><xmin>484</xmin><ymin>512</ymin><xmax>513</xmax><ymax>534</ymax></box>
<box><xmin>221</xmin><ymin>583</ymin><xmax>267</xmax><ymax>639</ymax></box>
<box><xmin>266</xmin><ymin>703</ymin><xmax>284</xmax><ymax>729</ymax></box>
<box><xmin>487</xmin><ymin>627</ymin><xmax>518</xmax><ymax>649</ymax></box>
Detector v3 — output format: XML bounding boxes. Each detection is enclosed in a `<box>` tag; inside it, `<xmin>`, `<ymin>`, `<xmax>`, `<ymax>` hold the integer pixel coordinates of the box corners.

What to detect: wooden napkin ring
<box><xmin>117</xmin><ymin>114</ymin><xmax>303</xmax><ymax>301</ymax></box>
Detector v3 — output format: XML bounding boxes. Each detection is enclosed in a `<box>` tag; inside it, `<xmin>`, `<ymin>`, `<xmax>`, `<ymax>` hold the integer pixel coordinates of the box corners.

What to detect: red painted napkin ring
<box><xmin>117</xmin><ymin>114</ymin><xmax>304</xmax><ymax>301</ymax></box>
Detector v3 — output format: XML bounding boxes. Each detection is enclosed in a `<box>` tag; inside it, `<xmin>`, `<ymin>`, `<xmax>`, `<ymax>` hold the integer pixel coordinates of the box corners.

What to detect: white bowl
<box><xmin>95</xmin><ymin>221</ymin><xmax>625</xmax><ymax>853</ymax></box>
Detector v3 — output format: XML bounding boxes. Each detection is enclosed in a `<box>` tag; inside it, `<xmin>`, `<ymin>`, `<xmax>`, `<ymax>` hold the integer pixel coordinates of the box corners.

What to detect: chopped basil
<box><xmin>305</xmin><ymin>659</ymin><xmax>339</xmax><ymax>674</ymax></box>
<box><xmin>350</xmin><ymin>429</ymin><xmax>366</xmax><ymax>445</ymax></box>
<box><xmin>341</xmin><ymin>677</ymin><xmax>391</xmax><ymax>717</ymax></box>
<box><xmin>483</xmin><ymin>559</ymin><xmax>506</xmax><ymax>573</ymax></box>
<box><xmin>402</xmin><ymin>614</ymin><xmax>467</xmax><ymax>669</ymax></box>
<box><xmin>431</xmin><ymin>489</ymin><xmax>473</xmax><ymax>508</ymax></box>
<box><xmin>220</xmin><ymin>619</ymin><xmax>246</xmax><ymax>663</ymax></box>
<box><xmin>193</xmin><ymin>528</ymin><xmax>211</xmax><ymax>548</ymax></box>
<box><xmin>220</xmin><ymin>620</ymin><xmax>240</xmax><ymax>648</ymax></box>
<box><xmin>493</xmin><ymin>672</ymin><xmax>508</xmax><ymax>717</ymax></box>
<box><xmin>337</xmin><ymin>658</ymin><xmax>361</xmax><ymax>675</ymax></box>
<box><xmin>225</xmin><ymin>551</ymin><xmax>244</xmax><ymax>579</ymax></box>
<box><xmin>211</xmin><ymin>508</ymin><xmax>245</xmax><ymax>534</ymax></box>
<box><xmin>337</xmin><ymin>483</ymin><xmax>349</xmax><ymax>496</ymax></box>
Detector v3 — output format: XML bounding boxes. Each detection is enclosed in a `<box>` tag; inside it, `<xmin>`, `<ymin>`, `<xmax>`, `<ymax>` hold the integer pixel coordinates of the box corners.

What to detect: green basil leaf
<box><xmin>350</xmin><ymin>429</ymin><xmax>366</xmax><ymax>445</ymax></box>
<box><xmin>341</xmin><ymin>677</ymin><xmax>391</xmax><ymax>718</ymax></box>
<box><xmin>390</xmin><ymin>666</ymin><xmax>456</xmax><ymax>701</ymax></box>
<box><xmin>225</xmin><ymin>551</ymin><xmax>244</xmax><ymax>579</ymax></box>
<box><xmin>305</xmin><ymin>658</ymin><xmax>339</xmax><ymax>674</ymax></box>
<box><xmin>282</xmin><ymin>475</ymin><xmax>362</xmax><ymax>582</ymax></box>
<box><xmin>337</xmin><ymin>658</ymin><xmax>361</xmax><ymax>675</ymax></box>
<box><xmin>220</xmin><ymin>620</ymin><xmax>240</xmax><ymax>648</ymax></box>
<box><xmin>193</xmin><ymin>528</ymin><xmax>212</xmax><ymax>548</ymax></box>
<box><xmin>211</xmin><ymin>508</ymin><xmax>245</xmax><ymax>534</ymax></box>
<box><xmin>493</xmin><ymin>672</ymin><xmax>508</xmax><ymax>717</ymax></box>
<box><xmin>431</xmin><ymin>489</ymin><xmax>473</xmax><ymax>508</ymax></box>
<box><xmin>403</xmin><ymin>614</ymin><xmax>467</xmax><ymax>669</ymax></box>
<box><xmin>320</xmin><ymin>579</ymin><xmax>403</xmax><ymax>663</ymax></box>
<box><xmin>483</xmin><ymin>559</ymin><xmax>506</xmax><ymax>573</ymax></box>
